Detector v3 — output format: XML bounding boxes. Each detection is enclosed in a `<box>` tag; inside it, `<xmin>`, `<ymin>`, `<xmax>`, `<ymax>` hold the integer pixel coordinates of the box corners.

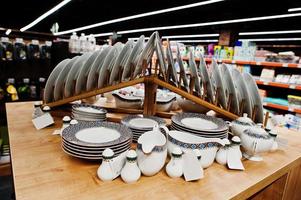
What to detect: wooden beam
<box><xmin>45</xmin><ymin>77</ymin><xmax>145</xmax><ymax>108</ymax></box>
<box><xmin>153</xmin><ymin>77</ymin><xmax>239</xmax><ymax>120</ymax></box>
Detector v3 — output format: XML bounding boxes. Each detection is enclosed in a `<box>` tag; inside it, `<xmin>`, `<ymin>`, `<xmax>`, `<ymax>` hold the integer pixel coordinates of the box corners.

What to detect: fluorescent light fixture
<box><xmin>92</xmin><ymin>12</ymin><xmax>301</xmax><ymax>37</ymax></box>
<box><xmin>20</xmin><ymin>0</ymin><xmax>72</xmax><ymax>32</ymax></box>
<box><xmin>239</xmin><ymin>38</ymin><xmax>301</xmax><ymax>42</ymax></box>
<box><xmin>5</xmin><ymin>29</ymin><xmax>12</xmax><ymax>35</ymax></box>
<box><xmin>54</xmin><ymin>0</ymin><xmax>224</xmax><ymax>35</ymax></box>
<box><xmin>239</xmin><ymin>30</ymin><xmax>301</xmax><ymax>35</ymax></box>
<box><xmin>128</xmin><ymin>33</ymin><xmax>219</xmax><ymax>40</ymax></box>
<box><xmin>94</xmin><ymin>32</ymin><xmax>114</xmax><ymax>37</ymax></box>
<box><xmin>170</xmin><ymin>39</ymin><xmax>218</xmax><ymax>43</ymax></box>
<box><xmin>288</xmin><ymin>7</ymin><xmax>301</xmax><ymax>12</ymax></box>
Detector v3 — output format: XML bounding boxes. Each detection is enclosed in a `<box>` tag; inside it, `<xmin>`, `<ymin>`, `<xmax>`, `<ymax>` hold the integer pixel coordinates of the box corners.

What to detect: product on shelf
<box><xmin>40</xmin><ymin>41</ymin><xmax>52</xmax><ymax>59</ymax></box>
<box><xmin>79</xmin><ymin>33</ymin><xmax>87</xmax><ymax>54</ymax></box>
<box><xmin>38</xmin><ymin>77</ymin><xmax>46</xmax><ymax>100</ymax></box>
<box><xmin>18</xmin><ymin>78</ymin><xmax>31</xmax><ymax>101</ymax></box>
<box><xmin>260</xmin><ymin>68</ymin><xmax>275</xmax><ymax>82</ymax></box>
<box><xmin>27</xmin><ymin>40</ymin><xmax>40</xmax><ymax>59</ymax></box>
<box><xmin>13</xmin><ymin>38</ymin><xmax>27</xmax><ymax>60</ymax></box>
<box><xmin>69</xmin><ymin>32</ymin><xmax>80</xmax><ymax>53</ymax></box>
<box><xmin>1</xmin><ymin>37</ymin><xmax>14</xmax><ymax>61</ymax></box>
<box><xmin>29</xmin><ymin>79</ymin><xmax>37</xmax><ymax>99</ymax></box>
<box><xmin>275</xmin><ymin>74</ymin><xmax>291</xmax><ymax>84</ymax></box>
<box><xmin>233</xmin><ymin>41</ymin><xmax>256</xmax><ymax>61</ymax></box>
<box><xmin>288</xmin><ymin>95</ymin><xmax>301</xmax><ymax>109</ymax></box>
<box><xmin>6</xmin><ymin>78</ymin><xmax>18</xmax><ymax>101</ymax></box>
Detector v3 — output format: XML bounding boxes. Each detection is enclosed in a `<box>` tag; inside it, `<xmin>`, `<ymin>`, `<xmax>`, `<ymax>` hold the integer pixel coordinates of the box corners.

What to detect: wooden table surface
<box><xmin>6</xmin><ymin>102</ymin><xmax>301</xmax><ymax>200</ymax></box>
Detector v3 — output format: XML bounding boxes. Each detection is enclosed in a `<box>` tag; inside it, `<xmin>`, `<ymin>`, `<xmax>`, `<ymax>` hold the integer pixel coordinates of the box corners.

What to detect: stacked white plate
<box><xmin>121</xmin><ymin>115</ymin><xmax>166</xmax><ymax>142</ymax></box>
<box><xmin>61</xmin><ymin>121</ymin><xmax>132</xmax><ymax>160</ymax></box>
<box><xmin>171</xmin><ymin>113</ymin><xmax>229</xmax><ymax>139</ymax></box>
<box><xmin>71</xmin><ymin>104</ymin><xmax>107</xmax><ymax>121</ymax></box>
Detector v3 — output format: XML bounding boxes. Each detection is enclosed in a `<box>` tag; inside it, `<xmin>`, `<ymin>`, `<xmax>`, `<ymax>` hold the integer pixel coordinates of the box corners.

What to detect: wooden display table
<box><xmin>6</xmin><ymin>102</ymin><xmax>301</xmax><ymax>200</ymax></box>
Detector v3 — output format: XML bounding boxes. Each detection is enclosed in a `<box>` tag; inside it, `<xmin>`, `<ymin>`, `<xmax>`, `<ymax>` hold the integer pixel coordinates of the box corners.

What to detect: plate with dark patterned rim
<box><xmin>171</xmin><ymin>122</ymin><xmax>228</xmax><ymax>135</ymax></box>
<box><xmin>121</xmin><ymin>114</ymin><xmax>166</xmax><ymax>130</ymax></box>
<box><xmin>72</xmin><ymin>104</ymin><xmax>107</xmax><ymax>115</ymax></box>
<box><xmin>199</xmin><ymin>55</ymin><xmax>214</xmax><ymax>103</ymax></box>
<box><xmin>62</xmin><ymin>121</ymin><xmax>132</xmax><ymax>147</ymax></box>
<box><xmin>171</xmin><ymin>113</ymin><xmax>228</xmax><ymax>133</ymax></box>
<box><xmin>170</xmin><ymin>124</ymin><xmax>228</xmax><ymax>138</ymax></box>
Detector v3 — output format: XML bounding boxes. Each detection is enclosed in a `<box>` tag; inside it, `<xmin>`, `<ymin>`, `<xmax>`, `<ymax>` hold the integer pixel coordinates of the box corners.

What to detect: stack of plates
<box><xmin>121</xmin><ymin>115</ymin><xmax>166</xmax><ymax>142</ymax></box>
<box><xmin>171</xmin><ymin>113</ymin><xmax>229</xmax><ymax>139</ymax></box>
<box><xmin>72</xmin><ymin>104</ymin><xmax>107</xmax><ymax>121</ymax></box>
<box><xmin>61</xmin><ymin>121</ymin><xmax>132</xmax><ymax>160</ymax></box>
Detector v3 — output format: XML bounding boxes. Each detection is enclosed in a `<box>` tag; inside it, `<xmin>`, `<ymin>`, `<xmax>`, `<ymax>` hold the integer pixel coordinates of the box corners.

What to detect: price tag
<box><xmin>262</xmin><ymin>102</ymin><xmax>267</xmax><ymax>106</ymax></box>
<box><xmin>263</xmin><ymin>81</ymin><xmax>269</xmax><ymax>85</ymax></box>
<box><xmin>289</xmin><ymin>85</ymin><xmax>296</xmax><ymax>89</ymax></box>
<box><xmin>231</xmin><ymin>60</ymin><xmax>236</xmax><ymax>64</ymax></box>
<box><xmin>288</xmin><ymin>107</ymin><xmax>294</xmax><ymax>112</ymax></box>
<box><xmin>32</xmin><ymin>39</ymin><xmax>40</xmax><ymax>45</ymax></box>
<box><xmin>298</xmin><ymin>65</ymin><xmax>301</xmax><ymax>68</ymax></box>
<box><xmin>218</xmin><ymin>59</ymin><xmax>222</xmax><ymax>63</ymax></box>
<box><xmin>256</xmin><ymin>62</ymin><xmax>261</xmax><ymax>65</ymax></box>
<box><xmin>45</xmin><ymin>41</ymin><xmax>52</xmax><ymax>46</ymax></box>
<box><xmin>282</xmin><ymin>63</ymin><xmax>288</xmax><ymax>67</ymax></box>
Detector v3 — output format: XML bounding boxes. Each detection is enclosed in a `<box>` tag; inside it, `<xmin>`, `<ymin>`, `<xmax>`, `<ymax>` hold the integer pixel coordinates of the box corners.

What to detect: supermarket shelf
<box><xmin>263</xmin><ymin>102</ymin><xmax>301</xmax><ymax>114</ymax></box>
<box><xmin>256</xmin><ymin>80</ymin><xmax>301</xmax><ymax>90</ymax></box>
<box><xmin>182</xmin><ymin>57</ymin><xmax>301</xmax><ymax>68</ymax></box>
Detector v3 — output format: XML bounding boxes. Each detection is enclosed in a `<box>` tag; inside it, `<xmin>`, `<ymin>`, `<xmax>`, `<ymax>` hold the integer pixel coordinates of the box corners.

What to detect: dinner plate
<box><xmin>75</xmin><ymin>50</ymin><xmax>100</xmax><ymax>95</ymax></box>
<box><xmin>64</xmin><ymin>53</ymin><xmax>92</xmax><ymax>98</ymax></box>
<box><xmin>171</xmin><ymin>121</ymin><xmax>228</xmax><ymax>135</ymax></box>
<box><xmin>53</xmin><ymin>56</ymin><xmax>79</xmax><ymax>101</ymax></box>
<box><xmin>133</xmin><ymin>32</ymin><xmax>157</xmax><ymax>78</ymax></box>
<box><xmin>170</xmin><ymin>125</ymin><xmax>228</xmax><ymax>138</ymax></box>
<box><xmin>166</xmin><ymin>40</ymin><xmax>178</xmax><ymax>86</ymax></box>
<box><xmin>98</xmin><ymin>42</ymin><xmax>124</xmax><ymax>88</ymax></box>
<box><xmin>232</xmin><ymin>68</ymin><xmax>253</xmax><ymax>117</ymax></box>
<box><xmin>199</xmin><ymin>55</ymin><xmax>214</xmax><ymax>103</ymax></box>
<box><xmin>62</xmin><ymin>138</ymin><xmax>131</xmax><ymax>151</ymax></box>
<box><xmin>86</xmin><ymin>46</ymin><xmax>112</xmax><ymax>91</ymax></box>
<box><xmin>155</xmin><ymin>35</ymin><xmax>168</xmax><ymax>80</ymax></box>
<box><xmin>211</xmin><ymin>59</ymin><xmax>227</xmax><ymax>109</ymax></box>
<box><xmin>72</xmin><ymin>104</ymin><xmax>107</xmax><ymax>114</ymax></box>
<box><xmin>176</xmin><ymin>44</ymin><xmax>189</xmax><ymax>91</ymax></box>
<box><xmin>188</xmin><ymin>51</ymin><xmax>202</xmax><ymax>96</ymax></box>
<box><xmin>44</xmin><ymin>59</ymin><xmax>70</xmax><ymax>103</ymax></box>
<box><xmin>121</xmin><ymin>115</ymin><xmax>166</xmax><ymax>130</ymax></box>
<box><xmin>109</xmin><ymin>40</ymin><xmax>135</xmax><ymax>85</ymax></box>
<box><xmin>171</xmin><ymin>113</ymin><xmax>228</xmax><ymax>133</ymax></box>
<box><xmin>122</xmin><ymin>35</ymin><xmax>145</xmax><ymax>81</ymax></box>
<box><xmin>243</xmin><ymin>72</ymin><xmax>264</xmax><ymax>123</ymax></box>
<box><xmin>220</xmin><ymin>63</ymin><xmax>239</xmax><ymax>114</ymax></box>
<box><xmin>62</xmin><ymin>121</ymin><xmax>132</xmax><ymax>147</ymax></box>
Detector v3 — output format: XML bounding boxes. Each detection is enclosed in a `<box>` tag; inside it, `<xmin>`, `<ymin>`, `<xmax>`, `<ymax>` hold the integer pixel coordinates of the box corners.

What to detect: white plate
<box><xmin>64</xmin><ymin>53</ymin><xmax>92</xmax><ymax>98</ymax></box>
<box><xmin>211</xmin><ymin>60</ymin><xmax>227</xmax><ymax>109</ymax></box>
<box><xmin>243</xmin><ymin>72</ymin><xmax>264</xmax><ymax>123</ymax></box>
<box><xmin>128</xmin><ymin>118</ymin><xmax>158</xmax><ymax>129</ymax></box>
<box><xmin>133</xmin><ymin>32</ymin><xmax>157</xmax><ymax>78</ymax></box>
<box><xmin>176</xmin><ymin>44</ymin><xmax>189</xmax><ymax>91</ymax></box>
<box><xmin>53</xmin><ymin>57</ymin><xmax>79</xmax><ymax>101</ymax></box>
<box><xmin>166</xmin><ymin>40</ymin><xmax>178</xmax><ymax>85</ymax></box>
<box><xmin>155</xmin><ymin>35</ymin><xmax>168</xmax><ymax>80</ymax></box>
<box><xmin>220</xmin><ymin>63</ymin><xmax>239</xmax><ymax>114</ymax></box>
<box><xmin>44</xmin><ymin>59</ymin><xmax>70</xmax><ymax>103</ymax></box>
<box><xmin>86</xmin><ymin>47</ymin><xmax>112</xmax><ymax>91</ymax></box>
<box><xmin>98</xmin><ymin>42</ymin><xmax>123</xmax><ymax>88</ymax></box>
<box><xmin>188</xmin><ymin>51</ymin><xmax>202</xmax><ymax>96</ymax></box>
<box><xmin>122</xmin><ymin>35</ymin><xmax>145</xmax><ymax>81</ymax></box>
<box><xmin>75</xmin><ymin>50</ymin><xmax>100</xmax><ymax>95</ymax></box>
<box><xmin>199</xmin><ymin>55</ymin><xmax>214</xmax><ymax>103</ymax></box>
<box><xmin>232</xmin><ymin>68</ymin><xmax>253</xmax><ymax>117</ymax></box>
<box><xmin>181</xmin><ymin>117</ymin><xmax>218</xmax><ymax>130</ymax></box>
<box><xmin>75</xmin><ymin>127</ymin><xmax>120</xmax><ymax>143</ymax></box>
<box><xmin>109</xmin><ymin>40</ymin><xmax>135</xmax><ymax>84</ymax></box>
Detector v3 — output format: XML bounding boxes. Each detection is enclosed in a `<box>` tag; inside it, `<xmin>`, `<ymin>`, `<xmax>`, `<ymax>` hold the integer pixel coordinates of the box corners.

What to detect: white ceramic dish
<box><xmin>177</xmin><ymin>97</ymin><xmax>209</xmax><ymax>113</ymax></box>
<box><xmin>176</xmin><ymin>44</ymin><xmax>189</xmax><ymax>91</ymax></box>
<box><xmin>86</xmin><ymin>47</ymin><xmax>112</xmax><ymax>91</ymax></box>
<box><xmin>188</xmin><ymin>51</ymin><xmax>202</xmax><ymax>96</ymax></box>
<box><xmin>75</xmin><ymin>50</ymin><xmax>100</xmax><ymax>94</ymax></box>
<box><xmin>199</xmin><ymin>55</ymin><xmax>214</xmax><ymax>103</ymax></box>
<box><xmin>166</xmin><ymin>40</ymin><xmax>178</xmax><ymax>85</ymax></box>
<box><xmin>112</xmin><ymin>92</ymin><xmax>143</xmax><ymax>109</ymax></box>
<box><xmin>211</xmin><ymin>60</ymin><xmax>227</xmax><ymax>109</ymax></box>
<box><xmin>167</xmin><ymin>130</ymin><xmax>225</xmax><ymax>168</ymax></box>
<box><xmin>44</xmin><ymin>59</ymin><xmax>70</xmax><ymax>103</ymax></box>
<box><xmin>53</xmin><ymin>57</ymin><xmax>79</xmax><ymax>101</ymax></box>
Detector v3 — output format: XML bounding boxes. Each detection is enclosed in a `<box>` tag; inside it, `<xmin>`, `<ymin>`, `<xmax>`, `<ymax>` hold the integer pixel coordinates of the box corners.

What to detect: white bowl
<box><xmin>167</xmin><ymin>130</ymin><xmax>225</xmax><ymax>168</ymax></box>
<box><xmin>177</xmin><ymin>97</ymin><xmax>210</xmax><ymax>113</ymax></box>
<box><xmin>112</xmin><ymin>93</ymin><xmax>142</xmax><ymax>109</ymax></box>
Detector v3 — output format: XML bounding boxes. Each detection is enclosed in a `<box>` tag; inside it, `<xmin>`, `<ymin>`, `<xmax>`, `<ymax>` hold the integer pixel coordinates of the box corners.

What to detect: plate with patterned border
<box><xmin>62</xmin><ymin>121</ymin><xmax>132</xmax><ymax>147</ymax></box>
<box><xmin>121</xmin><ymin>115</ymin><xmax>166</xmax><ymax>130</ymax></box>
<box><xmin>171</xmin><ymin>112</ymin><xmax>228</xmax><ymax>133</ymax></box>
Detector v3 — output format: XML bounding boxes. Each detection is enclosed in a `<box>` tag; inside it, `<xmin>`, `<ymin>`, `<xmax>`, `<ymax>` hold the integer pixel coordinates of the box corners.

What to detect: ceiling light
<box><xmin>171</xmin><ymin>39</ymin><xmax>218</xmax><ymax>43</ymax></box>
<box><xmin>288</xmin><ymin>7</ymin><xmax>301</xmax><ymax>12</ymax></box>
<box><xmin>92</xmin><ymin>12</ymin><xmax>301</xmax><ymax>36</ymax></box>
<box><xmin>5</xmin><ymin>29</ymin><xmax>12</xmax><ymax>35</ymax></box>
<box><xmin>54</xmin><ymin>0</ymin><xmax>224</xmax><ymax>35</ymax></box>
<box><xmin>94</xmin><ymin>32</ymin><xmax>114</xmax><ymax>37</ymax></box>
<box><xmin>127</xmin><ymin>33</ymin><xmax>219</xmax><ymax>40</ymax></box>
<box><xmin>239</xmin><ymin>38</ymin><xmax>301</xmax><ymax>42</ymax></box>
<box><xmin>239</xmin><ymin>30</ymin><xmax>301</xmax><ymax>35</ymax></box>
<box><xmin>20</xmin><ymin>0</ymin><xmax>72</xmax><ymax>32</ymax></box>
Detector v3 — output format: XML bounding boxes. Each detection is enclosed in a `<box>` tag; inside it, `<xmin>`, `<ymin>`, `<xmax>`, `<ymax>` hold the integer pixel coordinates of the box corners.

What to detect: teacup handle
<box><xmin>159</xmin><ymin>125</ymin><xmax>169</xmax><ymax>138</ymax></box>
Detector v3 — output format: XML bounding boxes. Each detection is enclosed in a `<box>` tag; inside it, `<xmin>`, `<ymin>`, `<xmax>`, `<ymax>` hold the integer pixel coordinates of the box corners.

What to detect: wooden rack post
<box><xmin>143</xmin><ymin>76</ymin><xmax>157</xmax><ymax>115</ymax></box>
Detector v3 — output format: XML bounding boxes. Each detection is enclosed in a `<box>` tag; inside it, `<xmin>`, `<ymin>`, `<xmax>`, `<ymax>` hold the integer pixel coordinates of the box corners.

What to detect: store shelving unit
<box><xmin>255</xmin><ymin>80</ymin><xmax>301</xmax><ymax>90</ymax></box>
<box><xmin>262</xmin><ymin>102</ymin><xmax>301</xmax><ymax>114</ymax></box>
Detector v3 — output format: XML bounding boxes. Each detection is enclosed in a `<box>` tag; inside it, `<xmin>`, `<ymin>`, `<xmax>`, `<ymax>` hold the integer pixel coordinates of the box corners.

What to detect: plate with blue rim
<box><xmin>171</xmin><ymin>112</ymin><xmax>228</xmax><ymax>133</ymax></box>
<box><xmin>121</xmin><ymin>114</ymin><xmax>166</xmax><ymax>131</ymax></box>
<box><xmin>62</xmin><ymin>121</ymin><xmax>132</xmax><ymax>148</ymax></box>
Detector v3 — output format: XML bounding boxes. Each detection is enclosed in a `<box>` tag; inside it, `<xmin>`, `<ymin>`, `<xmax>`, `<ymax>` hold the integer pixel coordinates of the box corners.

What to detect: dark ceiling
<box><xmin>1</xmin><ymin>0</ymin><xmax>301</xmax><ymax>39</ymax></box>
